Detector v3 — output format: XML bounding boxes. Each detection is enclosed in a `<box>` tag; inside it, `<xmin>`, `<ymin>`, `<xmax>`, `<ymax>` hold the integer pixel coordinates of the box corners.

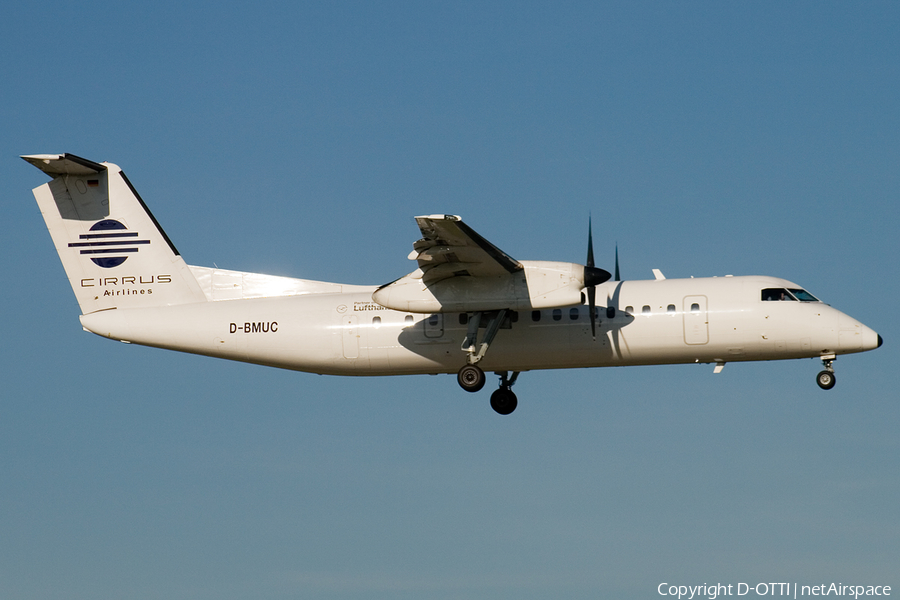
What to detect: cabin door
<box><xmin>683</xmin><ymin>295</ymin><xmax>709</xmax><ymax>345</ymax></box>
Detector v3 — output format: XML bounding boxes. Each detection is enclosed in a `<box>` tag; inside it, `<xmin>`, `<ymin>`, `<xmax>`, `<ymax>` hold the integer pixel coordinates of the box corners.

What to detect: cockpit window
<box><xmin>761</xmin><ymin>288</ymin><xmax>797</xmax><ymax>301</ymax></box>
<box><xmin>761</xmin><ymin>288</ymin><xmax>820</xmax><ymax>302</ymax></box>
<box><xmin>788</xmin><ymin>288</ymin><xmax>820</xmax><ymax>302</ymax></box>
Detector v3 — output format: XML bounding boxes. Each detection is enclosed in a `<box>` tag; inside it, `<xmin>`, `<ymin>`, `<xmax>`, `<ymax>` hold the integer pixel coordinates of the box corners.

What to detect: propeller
<box><xmin>584</xmin><ymin>216</ymin><xmax>612</xmax><ymax>338</ymax></box>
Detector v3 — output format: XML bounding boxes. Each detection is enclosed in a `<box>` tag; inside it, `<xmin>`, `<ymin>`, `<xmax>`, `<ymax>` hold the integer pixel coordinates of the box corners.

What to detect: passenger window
<box><xmin>428</xmin><ymin>314</ymin><xmax>440</xmax><ymax>326</ymax></box>
<box><xmin>625</xmin><ymin>306</ymin><xmax>633</xmax><ymax>314</ymax></box>
<box><xmin>372</xmin><ymin>316</ymin><xmax>381</xmax><ymax>328</ymax></box>
<box><xmin>606</xmin><ymin>306</ymin><xmax>615</xmax><ymax>318</ymax></box>
<box><xmin>404</xmin><ymin>315</ymin><xmax>414</xmax><ymax>324</ymax></box>
<box><xmin>510</xmin><ymin>311</ymin><xmax>519</xmax><ymax>323</ymax></box>
<box><xmin>691</xmin><ymin>303</ymin><xmax>700</xmax><ymax>313</ymax></box>
<box><xmin>552</xmin><ymin>309</ymin><xmax>562</xmax><ymax>321</ymax></box>
<box><xmin>642</xmin><ymin>305</ymin><xmax>651</xmax><ymax>314</ymax></box>
<box><xmin>569</xmin><ymin>307</ymin><xmax>579</xmax><ymax>320</ymax></box>
<box><xmin>459</xmin><ymin>313</ymin><xmax>468</xmax><ymax>325</ymax></box>
<box><xmin>667</xmin><ymin>304</ymin><xmax>676</xmax><ymax>314</ymax></box>
<box><xmin>531</xmin><ymin>310</ymin><xmax>541</xmax><ymax>322</ymax></box>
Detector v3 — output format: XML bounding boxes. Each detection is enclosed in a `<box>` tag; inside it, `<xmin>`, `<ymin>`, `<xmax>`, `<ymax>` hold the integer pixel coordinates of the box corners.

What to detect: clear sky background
<box><xmin>1</xmin><ymin>2</ymin><xmax>897</xmax><ymax>599</ymax></box>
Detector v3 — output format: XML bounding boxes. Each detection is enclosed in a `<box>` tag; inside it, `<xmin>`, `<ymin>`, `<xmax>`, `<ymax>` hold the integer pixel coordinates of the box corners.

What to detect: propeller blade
<box><xmin>584</xmin><ymin>216</ymin><xmax>609</xmax><ymax>339</ymax></box>
<box><xmin>614</xmin><ymin>244</ymin><xmax>620</xmax><ymax>282</ymax></box>
<box><xmin>588</xmin><ymin>285</ymin><xmax>596</xmax><ymax>338</ymax></box>
<box><xmin>584</xmin><ymin>216</ymin><xmax>610</xmax><ymax>286</ymax></box>
<box><xmin>586</xmin><ymin>216</ymin><xmax>595</xmax><ymax>268</ymax></box>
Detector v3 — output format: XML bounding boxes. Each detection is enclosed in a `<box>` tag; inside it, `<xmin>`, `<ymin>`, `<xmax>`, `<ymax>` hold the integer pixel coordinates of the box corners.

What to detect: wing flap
<box><xmin>412</xmin><ymin>215</ymin><xmax>522</xmax><ymax>282</ymax></box>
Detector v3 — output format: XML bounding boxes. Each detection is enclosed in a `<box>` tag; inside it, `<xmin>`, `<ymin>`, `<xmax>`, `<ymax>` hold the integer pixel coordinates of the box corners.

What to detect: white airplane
<box><xmin>25</xmin><ymin>153</ymin><xmax>882</xmax><ymax>414</ymax></box>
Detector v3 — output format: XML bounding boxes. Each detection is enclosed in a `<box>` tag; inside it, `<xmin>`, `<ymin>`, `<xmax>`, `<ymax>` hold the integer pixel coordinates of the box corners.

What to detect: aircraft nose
<box><xmin>862</xmin><ymin>325</ymin><xmax>882</xmax><ymax>351</ymax></box>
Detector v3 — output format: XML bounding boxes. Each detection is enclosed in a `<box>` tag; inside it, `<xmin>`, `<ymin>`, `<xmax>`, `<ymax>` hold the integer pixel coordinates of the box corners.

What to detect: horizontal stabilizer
<box><xmin>22</xmin><ymin>153</ymin><xmax>106</xmax><ymax>176</ymax></box>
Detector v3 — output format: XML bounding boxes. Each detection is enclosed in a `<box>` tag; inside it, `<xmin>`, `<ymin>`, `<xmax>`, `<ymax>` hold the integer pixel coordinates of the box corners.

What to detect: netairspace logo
<box><xmin>658</xmin><ymin>582</ymin><xmax>891</xmax><ymax>600</ymax></box>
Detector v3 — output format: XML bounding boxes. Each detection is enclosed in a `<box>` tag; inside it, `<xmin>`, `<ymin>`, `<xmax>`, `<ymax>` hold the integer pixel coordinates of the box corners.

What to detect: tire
<box><xmin>816</xmin><ymin>370</ymin><xmax>836</xmax><ymax>390</ymax></box>
<box><xmin>490</xmin><ymin>388</ymin><xmax>518</xmax><ymax>415</ymax></box>
<box><xmin>457</xmin><ymin>364</ymin><xmax>486</xmax><ymax>392</ymax></box>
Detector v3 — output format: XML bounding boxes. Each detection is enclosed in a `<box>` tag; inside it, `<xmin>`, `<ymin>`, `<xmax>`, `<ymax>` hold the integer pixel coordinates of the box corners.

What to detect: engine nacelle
<box><xmin>372</xmin><ymin>260</ymin><xmax>587</xmax><ymax>313</ymax></box>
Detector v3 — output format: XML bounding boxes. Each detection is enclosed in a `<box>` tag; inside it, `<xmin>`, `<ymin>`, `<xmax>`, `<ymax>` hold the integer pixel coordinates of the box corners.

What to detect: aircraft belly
<box><xmin>383</xmin><ymin>316</ymin><xmax>596</xmax><ymax>373</ymax></box>
<box><xmin>371</xmin><ymin>309</ymin><xmax>747</xmax><ymax>373</ymax></box>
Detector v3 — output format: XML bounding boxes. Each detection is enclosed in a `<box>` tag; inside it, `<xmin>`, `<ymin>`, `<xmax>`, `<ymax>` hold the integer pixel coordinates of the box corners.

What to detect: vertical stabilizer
<box><xmin>25</xmin><ymin>153</ymin><xmax>207</xmax><ymax>314</ymax></box>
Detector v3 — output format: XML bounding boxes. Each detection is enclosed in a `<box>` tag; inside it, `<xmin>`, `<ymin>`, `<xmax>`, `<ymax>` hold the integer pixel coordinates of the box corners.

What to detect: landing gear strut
<box><xmin>816</xmin><ymin>355</ymin><xmax>836</xmax><ymax>390</ymax></box>
<box><xmin>490</xmin><ymin>371</ymin><xmax>519</xmax><ymax>415</ymax></box>
<box><xmin>462</xmin><ymin>309</ymin><xmax>507</xmax><ymax>365</ymax></box>
<box><xmin>457</xmin><ymin>310</ymin><xmax>503</xmax><ymax>392</ymax></box>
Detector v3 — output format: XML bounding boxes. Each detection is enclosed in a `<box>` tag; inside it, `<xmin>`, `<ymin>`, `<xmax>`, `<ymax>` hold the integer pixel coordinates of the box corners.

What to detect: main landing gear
<box><xmin>457</xmin><ymin>364</ymin><xmax>486</xmax><ymax>392</ymax></box>
<box><xmin>816</xmin><ymin>355</ymin><xmax>836</xmax><ymax>390</ymax></box>
<box><xmin>456</xmin><ymin>363</ymin><xmax>522</xmax><ymax>415</ymax></box>
<box><xmin>456</xmin><ymin>309</ymin><xmax>520</xmax><ymax>414</ymax></box>
<box><xmin>490</xmin><ymin>372</ymin><xmax>519</xmax><ymax>415</ymax></box>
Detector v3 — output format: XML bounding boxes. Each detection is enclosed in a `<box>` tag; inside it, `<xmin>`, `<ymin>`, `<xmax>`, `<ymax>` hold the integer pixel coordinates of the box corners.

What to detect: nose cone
<box><xmin>862</xmin><ymin>325</ymin><xmax>882</xmax><ymax>351</ymax></box>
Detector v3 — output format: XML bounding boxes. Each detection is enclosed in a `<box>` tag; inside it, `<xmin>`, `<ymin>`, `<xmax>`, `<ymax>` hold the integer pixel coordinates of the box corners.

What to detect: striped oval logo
<box><xmin>68</xmin><ymin>219</ymin><xmax>151</xmax><ymax>268</ymax></box>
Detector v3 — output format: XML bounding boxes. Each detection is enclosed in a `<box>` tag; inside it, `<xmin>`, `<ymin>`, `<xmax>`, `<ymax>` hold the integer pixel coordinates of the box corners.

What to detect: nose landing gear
<box><xmin>816</xmin><ymin>355</ymin><xmax>836</xmax><ymax>390</ymax></box>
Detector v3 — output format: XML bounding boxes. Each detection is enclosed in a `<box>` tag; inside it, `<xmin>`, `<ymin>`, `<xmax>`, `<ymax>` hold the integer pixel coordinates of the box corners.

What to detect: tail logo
<box><xmin>68</xmin><ymin>219</ymin><xmax>151</xmax><ymax>268</ymax></box>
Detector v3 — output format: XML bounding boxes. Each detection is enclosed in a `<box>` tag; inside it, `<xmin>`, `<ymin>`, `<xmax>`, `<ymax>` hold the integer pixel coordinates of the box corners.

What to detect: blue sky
<box><xmin>2</xmin><ymin>2</ymin><xmax>897</xmax><ymax>599</ymax></box>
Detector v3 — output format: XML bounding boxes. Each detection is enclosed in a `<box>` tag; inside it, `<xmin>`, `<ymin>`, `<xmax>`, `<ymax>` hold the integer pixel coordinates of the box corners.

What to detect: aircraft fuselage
<box><xmin>79</xmin><ymin>274</ymin><xmax>879</xmax><ymax>377</ymax></box>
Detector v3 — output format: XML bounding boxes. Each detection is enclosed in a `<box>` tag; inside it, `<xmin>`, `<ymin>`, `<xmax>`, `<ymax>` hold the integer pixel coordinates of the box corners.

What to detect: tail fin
<box><xmin>24</xmin><ymin>153</ymin><xmax>207</xmax><ymax>314</ymax></box>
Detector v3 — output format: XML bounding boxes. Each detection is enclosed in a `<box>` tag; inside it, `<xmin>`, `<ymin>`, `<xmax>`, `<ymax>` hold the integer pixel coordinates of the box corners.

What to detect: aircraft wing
<box><xmin>374</xmin><ymin>214</ymin><xmax>590</xmax><ymax>313</ymax></box>
<box><xmin>410</xmin><ymin>214</ymin><xmax>522</xmax><ymax>284</ymax></box>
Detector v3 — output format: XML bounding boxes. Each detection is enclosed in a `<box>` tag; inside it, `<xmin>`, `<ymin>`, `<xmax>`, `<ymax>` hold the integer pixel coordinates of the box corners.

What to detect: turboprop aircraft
<box><xmin>25</xmin><ymin>153</ymin><xmax>882</xmax><ymax>414</ymax></box>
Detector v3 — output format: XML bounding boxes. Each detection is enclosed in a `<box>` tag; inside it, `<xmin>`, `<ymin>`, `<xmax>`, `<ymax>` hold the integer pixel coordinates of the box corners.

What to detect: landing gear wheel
<box><xmin>490</xmin><ymin>388</ymin><xmax>518</xmax><ymax>415</ymax></box>
<box><xmin>457</xmin><ymin>364</ymin><xmax>486</xmax><ymax>392</ymax></box>
<box><xmin>816</xmin><ymin>370</ymin><xmax>836</xmax><ymax>390</ymax></box>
